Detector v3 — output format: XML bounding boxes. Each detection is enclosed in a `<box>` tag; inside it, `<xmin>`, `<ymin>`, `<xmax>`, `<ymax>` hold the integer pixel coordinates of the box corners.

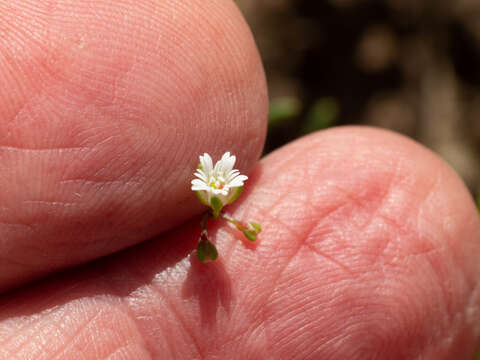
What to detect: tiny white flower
<box><xmin>191</xmin><ymin>152</ymin><xmax>248</xmax><ymax>211</ymax></box>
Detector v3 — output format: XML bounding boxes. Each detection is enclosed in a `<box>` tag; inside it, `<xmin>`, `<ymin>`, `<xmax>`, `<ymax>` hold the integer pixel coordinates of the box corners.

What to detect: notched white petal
<box><xmin>221</xmin><ymin>152</ymin><xmax>231</xmax><ymax>161</ymax></box>
<box><xmin>191</xmin><ymin>179</ymin><xmax>206</xmax><ymax>186</ymax></box>
<box><xmin>191</xmin><ymin>179</ymin><xmax>209</xmax><ymax>191</ymax></box>
<box><xmin>224</xmin><ymin>156</ymin><xmax>236</xmax><ymax>172</ymax></box>
<box><xmin>200</xmin><ymin>153</ymin><xmax>213</xmax><ymax>173</ymax></box>
<box><xmin>225</xmin><ymin>170</ymin><xmax>240</xmax><ymax>181</ymax></box>
<box><xmin>228</xmin><ymin>175</ymin><xmax>248</xmax><ymax>187</ymax></box>
<box><xmin>194</xmin><ymin>170</ymin><xmax>208</xmax><ymax>182</ymax></box>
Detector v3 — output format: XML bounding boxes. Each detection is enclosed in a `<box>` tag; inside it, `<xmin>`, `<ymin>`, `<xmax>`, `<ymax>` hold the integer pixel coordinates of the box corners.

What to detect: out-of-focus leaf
<box><xmin>302</xmin><ymin>97</ymin><xmax>339</xmax><ymax>134</ymax></box>
<box><xmin>477</xmin><ymin>192</ymin><xmax>480</xmax><ymax>215</ymax></box>
<box><xmin>474</xmin><ymin>350</ymin><xmax>480</xmax><ymax>360</ymax></box>
<box><xmin>269</xmin><ymin>96</ymin><xmax>302</xmax><ymax>126</ymax></box>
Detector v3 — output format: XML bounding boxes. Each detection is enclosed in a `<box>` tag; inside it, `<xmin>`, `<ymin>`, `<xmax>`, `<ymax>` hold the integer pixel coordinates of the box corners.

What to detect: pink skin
<box><xmin>0</xmin><ymin>1</ymin><xmax>479</xmax><ymax>359</ymax></box>
<box><xmin>0</xmin><ymin>0</ymin><xmax>267</xmax><ymax>290</ymax></box>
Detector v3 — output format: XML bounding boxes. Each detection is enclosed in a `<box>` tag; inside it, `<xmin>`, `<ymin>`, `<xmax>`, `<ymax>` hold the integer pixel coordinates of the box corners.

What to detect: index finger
<box><xmin>0</xmin><ymin>0</ymin><xmax>267</xmax><ymax>292</ymax></box>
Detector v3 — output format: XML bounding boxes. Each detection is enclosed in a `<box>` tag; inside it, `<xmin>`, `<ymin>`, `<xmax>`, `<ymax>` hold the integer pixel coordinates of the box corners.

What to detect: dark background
<box><xmin>236</xmin><ymin>0</ymin><xmax>480</xmax><ymax>205</ymax></box>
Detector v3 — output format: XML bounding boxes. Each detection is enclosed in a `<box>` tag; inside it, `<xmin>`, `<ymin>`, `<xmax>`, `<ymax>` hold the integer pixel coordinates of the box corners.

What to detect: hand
<box><xmin>0</xmin><ymin>1</ymin><xmax>479</xmax><ymax>359</ymax></box>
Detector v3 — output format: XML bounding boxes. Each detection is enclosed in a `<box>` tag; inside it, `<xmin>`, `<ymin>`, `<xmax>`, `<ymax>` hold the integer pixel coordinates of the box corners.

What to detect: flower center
<box><xmin>209</xmin><ymin>176</ymin><xmax>226</xmax><ymax>190</ymax></box>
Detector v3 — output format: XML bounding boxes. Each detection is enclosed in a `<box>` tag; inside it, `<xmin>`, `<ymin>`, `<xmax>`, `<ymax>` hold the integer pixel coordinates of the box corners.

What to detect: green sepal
<box><xmin>227</xmin><ymin>186</ymin><xmax>243</xmax><ymax>204</ymax></box>
<box><xmin>249</xmin><ymin>222</ymin><xmax>262</xmax><ymax>233</ymax></box>
<box><xmin>210</xmin><ymin>196</ymin><xmax>223</xmax><ymax>219</ymax></box>
<box><xmin>195</xmin><ymin>191</ymin><xmax>209</xmax><ymax>206</ymax></box>
<box><xmin>242</xmin><ymin>229</ymin><xmax>257</xmax><ymax>242</ymax></box>
<box><xmin>196</xmin><ymin>239</ymin><xmax>218</xmax><ymax>263</ymax></box>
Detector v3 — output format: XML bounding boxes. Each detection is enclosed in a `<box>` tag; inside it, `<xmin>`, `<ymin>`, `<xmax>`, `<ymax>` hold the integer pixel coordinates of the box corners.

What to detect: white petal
<box><xmin>213</xmin><ymin>159</ymin><xmax>222</xmax><ymax>174</ymax></box>
<box><xmin>191</xmin><ymin>179</ymin><xmax>210</xmax><ymax>191</ymax></box>
<box><xmin>230</xmin><ymin>172</ymin><xmax>247</xmax><ymax>181</ymax></box>
<box><xmin>225</xmin><ymin>169</ymin><xmax>240</xmax><ymax>182</ymax></box>
<box><xmin>228</xmin><ymin>174</ymin><xmax>248</xmax><ymax>187</ymax></box>
<box><xmin>194</xmin><ymin>170</ymin><xmax>207</xmax><ymax>182</ymax></box>
<box><xmin>214</xmin><ymin>159</ymin><xmax>224</xmax><ymax>173</ymax></box>
<box><xmin>192</xmin><ymin>186</ymin><xmax>208</xmax><ymax>192</ymax></box>
<box><xmin>191</xmin><ymin>178</ymin><xmax>207</xmax><ymax>186</ymax></box>
<box><xmin>222</xmin><ymin>154</ymin><xmax>236</xmax><ymax>172</ymax></box>
<box><xmin>200</xmin><ymin>153</ymin><xmax>213</xmax><ymax>173</ymax></box>
<box><xmin>221</xmin><ymin>152</ymin><xmax>231</xmax><ymax>161</ymax></box>
<box><xmin>191</xmin><ymin>186</ymin><xmax>204</xmax><ymax>192</ymax></box>
<box><xmin>213</xmin><ymin>152</ymin><xmax>234</xmax><ymax>174</ymax></box>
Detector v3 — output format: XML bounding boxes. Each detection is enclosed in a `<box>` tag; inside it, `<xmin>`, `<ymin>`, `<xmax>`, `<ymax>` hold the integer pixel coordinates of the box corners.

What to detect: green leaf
<box><xmin>227</xmin><ymin>186</ymin><xmax>243</xmax><ymax>204</ymax></box>
<box><xmin>249</xmin><ymin>222</ymin><xmax>262</xmax><ymax>233</ymax></box>
<box><xmin>269</xmin><ymin>96</ymin><xmax>302</xmax><ymax>126</ymax></box>
<box><xmin>210</xmin><ymin>196</ymin><xmax>223</xmax><ymax>219</ymax></box>
<box><xmin>302</xmin><ymin>97</ymin><xmax>339</xmax><ymax>134</ymax></box>
<box><xmin>242</xmin><ymin>229</ymin><xmax>257</xmax><ymax>242</ymax></box>
<box><xmin>195</xmin><ymin>191</ymin><xmax>209</xmax><ymax>206</ymax></box>
<box><xmin>474</xmin><ymin>350</ymin><xmax>480</xmax><ymax>360</ymax></box>
<box><xmin>196</xmin><ymin>239</ymin><xmax>218</xmax><ymax>263</ymax></box>
<box><xmin>477</xmin><ymin>193</ymin><xmax>480</xmax><ymax>215</ymax></box>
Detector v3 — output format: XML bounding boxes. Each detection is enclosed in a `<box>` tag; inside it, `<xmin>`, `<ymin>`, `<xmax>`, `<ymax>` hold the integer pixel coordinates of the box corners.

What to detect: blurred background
<box><xmin>235</xmin><ymin>0</ymin><xmax>480</xmax><ymax>208</ymax></box>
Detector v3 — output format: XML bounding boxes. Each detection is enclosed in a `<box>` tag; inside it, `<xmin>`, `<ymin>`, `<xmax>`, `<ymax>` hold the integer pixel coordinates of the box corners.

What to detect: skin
<box><xmin>0</xmin><ymin>0</ymin><xmax>479</xmax><ymax>359</ymax></box>
<box><xmin>0</xmin><ymin>0</ymin><xmax>266</xmax><ymax>290</ymax></box>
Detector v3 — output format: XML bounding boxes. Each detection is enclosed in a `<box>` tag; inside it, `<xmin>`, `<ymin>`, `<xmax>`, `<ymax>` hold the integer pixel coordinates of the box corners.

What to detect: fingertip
<box><xmin>0</xmin><ymin>0</ymin><xmax>267</xmax><ymax>291</ymax></box>
<box><xmin>229</xmin><ymin>126</ymin><xmax>480</xmax><ymax>358</ymax></box>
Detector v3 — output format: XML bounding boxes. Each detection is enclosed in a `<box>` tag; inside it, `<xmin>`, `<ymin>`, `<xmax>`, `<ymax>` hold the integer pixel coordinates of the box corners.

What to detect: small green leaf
<box><xmin>249</xmin><ymin>222</ymin><xmax>262</xmax><ymax>233</ymax></box>
<box><xmin>210</xmin><ymin>196</ymin><xmax>223</xmax><ymax>219</ymax></box>
<box><xmin>269</xmin><ymin>96</ymin><xmax>302</xmax><ymax>126</ymax></box>
<box><xmin>242</xmin><ymin>229</ymin><xmax>257</xmax><ymax>242</ymax></box>
<box><xmin>302</xmin><ymin>97</ymin><xmax>339</xmax><ymax>134</ymax></box>
<box><xmin>195</xmin><ymin>191</ymin><xmax>209</xmax><ymax>206</ymax></box>
<box><xmin>227</xmin><ymin>186</ymin><xmax>243</xmax><ymax>204</ymax></box>
<box><xmin>196</xmin><ymin>239</ymin><xmax>218</xmax><ymax>263</ymax></box>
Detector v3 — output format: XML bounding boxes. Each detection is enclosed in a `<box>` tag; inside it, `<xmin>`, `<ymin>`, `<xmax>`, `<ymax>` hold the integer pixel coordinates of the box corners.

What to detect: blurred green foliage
<box><xmin>266</xmin><ymin>96</ymin><xmax>339</xmax><ymax>155</ymax></box>
<box><xmin>301</xmin><ymin>97</ymin><xmax>339</xmax><ymax>134</ymax></box>
<box><xmin>268</xmin><ymin>96</ymin><xmax>339</xmax><ymax>132</ymax></box>
<box><xmin>268</xmin><ymin>96</ymin><xmax>302</xmax><ymax>126</ymax></box>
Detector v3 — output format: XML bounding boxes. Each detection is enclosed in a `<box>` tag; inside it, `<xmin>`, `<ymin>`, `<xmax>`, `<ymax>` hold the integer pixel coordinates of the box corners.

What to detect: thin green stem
<box><xmin>201</xmin><ymin>211</ymin><xmax>210</xmax><ymax>232</ymax></box>
<box><xmin>219</xmin><ymin>212</ymin><xmax>246</xmax><ymax>231</ymax></box>
<box><xmin>196</xmin><ymin>211</ymin><xmax>218</xmax><ymax>263</ymax></box>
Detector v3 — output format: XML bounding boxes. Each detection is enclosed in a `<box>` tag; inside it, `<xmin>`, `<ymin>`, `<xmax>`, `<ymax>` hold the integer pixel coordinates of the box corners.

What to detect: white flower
<box><xmin>191</xmin><ymin>152</ymin><xmax>248</xmax><ymax>208</ymax></box>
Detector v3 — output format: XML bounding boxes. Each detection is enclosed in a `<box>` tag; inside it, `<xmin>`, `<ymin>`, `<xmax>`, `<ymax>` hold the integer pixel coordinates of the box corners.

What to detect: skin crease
<box><xmin>0</xmin><ymin>1</ymin><xmax>479</xmax><ymax>360</ymax></box>
<box><xmin>0</xmin><ymin>0</ymin><xmax>267</xmax><ymax>291</ymax></box>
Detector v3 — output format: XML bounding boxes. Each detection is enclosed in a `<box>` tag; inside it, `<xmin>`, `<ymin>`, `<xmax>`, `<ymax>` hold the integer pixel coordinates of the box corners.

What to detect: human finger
<box><xmin>0</xmin><ymin>0</ymin><xmax>267</xmax><ymax>292</ymax></box>
<box><xmin>0</xmin><ymin>127</ymin><xmax>479</xmax><ymax>359</ymax></box>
